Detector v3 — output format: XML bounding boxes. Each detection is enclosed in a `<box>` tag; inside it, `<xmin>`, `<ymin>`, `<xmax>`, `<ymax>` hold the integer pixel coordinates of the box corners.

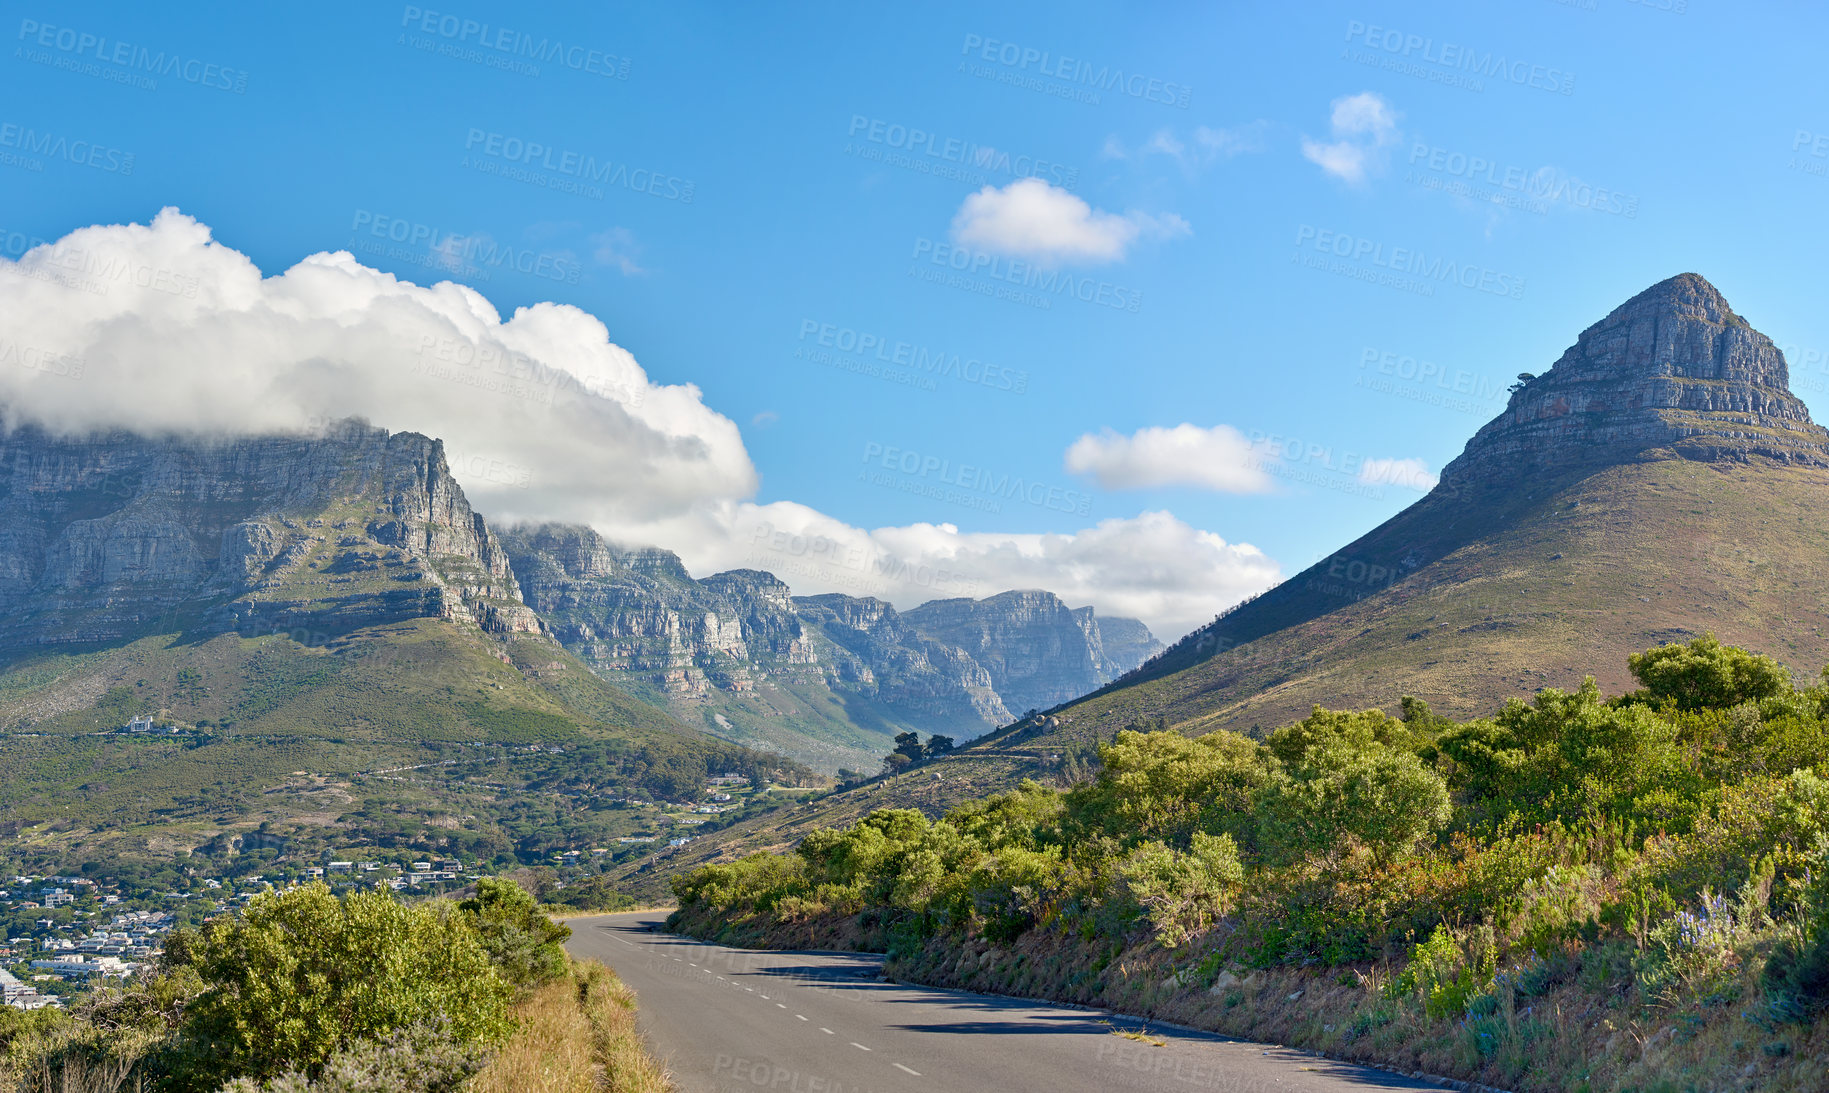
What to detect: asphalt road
<box><xmin>565</xmin><ymin>911</ymin><xmax>1446</xmax><ymax>1093</ymax></box>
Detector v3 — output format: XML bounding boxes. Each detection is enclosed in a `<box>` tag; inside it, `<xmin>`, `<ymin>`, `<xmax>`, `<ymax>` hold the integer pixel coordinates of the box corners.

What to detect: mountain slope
<box><xmin>1041</xmin><ymin>272</ymin><xmax>1829</xmax><ymax>743</ymax></box>
<box><xmin>0</xmin><ymin>421</ymin><xmax>807</xmax><ymax>867</ymax></box>
<box><xmin>600</xmin><ymin>273</ymin><xmax>1829</xmax><ymax>893</ymax></box>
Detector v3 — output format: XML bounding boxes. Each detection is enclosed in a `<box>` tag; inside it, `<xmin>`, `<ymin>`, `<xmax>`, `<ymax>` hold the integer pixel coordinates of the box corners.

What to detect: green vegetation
<box><xmin>669</xmin><ymin>636</ymin><xmax>1829</xmax><ymax>1091</ymax></box>
<box><xmin>0</xmin><ymin>879</ymin><xmax>665</xmax><ymax>1093</ymax></box>
<box><xmin>0</xmin><ymin>620</ymin><xmax>818</xmax><ymax>876</ymax></box>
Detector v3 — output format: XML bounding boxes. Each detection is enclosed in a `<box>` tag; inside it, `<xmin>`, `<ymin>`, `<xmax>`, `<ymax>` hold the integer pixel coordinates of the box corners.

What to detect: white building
<box><xmin>0</xmin><ymin>968</ymin><xmax>56</xmax><ymax>1009</ymax></box>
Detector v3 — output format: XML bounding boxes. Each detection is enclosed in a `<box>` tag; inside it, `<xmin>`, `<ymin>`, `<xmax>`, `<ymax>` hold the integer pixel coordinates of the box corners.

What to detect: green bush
<box><xmin>167</xmin><ymin>883</ymin><xmax>512</xmax><ymax>1086</ymax></box>
<box><xmin>458</xmin><ymin>877</ymin><xmax>570</xmax><ymax>989</ymax></box>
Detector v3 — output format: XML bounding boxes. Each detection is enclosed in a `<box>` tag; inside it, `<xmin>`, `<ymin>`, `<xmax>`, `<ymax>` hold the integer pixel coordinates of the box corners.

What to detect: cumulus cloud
<box><xmin>0</xmin><ymin>209</ymin><xmax>1279</xmax><ymax>639</ymax></box>
<box><xmin>0</xmin><ymin>209</ymin><xmax>752</xmax><ymax>528</ymax></box>
<box><xmin>1064</xmin><ymin>424</ymin><xmax>1276</xmax><ymax>493</ymax></box>
<box><xmin>950</xmin><ymin>178</ymin><xmax>1189</xmax><ymax>264</ymax></box>
<box><xmin>1358</xmin><ymin>456</ymin><xmax>1438</xmax><ymax>491</ymax></box>
<box><xmin>1301</xmin><ymin>91</ymin><xmax>1400</xmax><ymax>184</ymax></box>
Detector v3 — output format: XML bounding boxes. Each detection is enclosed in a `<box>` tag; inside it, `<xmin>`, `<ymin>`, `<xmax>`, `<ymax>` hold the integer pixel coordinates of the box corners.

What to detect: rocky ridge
<box><xmin>0</xmin><ymin>419</ymin><xmax>534</xmax><ymax>647</ymax></box>
<box><xmin>498</xmin><ymin>524</ymin><xmax>1160</xmax><ymax>745</ymax></box>
<box><xmin>1440</xmin><ymin>272</ymin><xmax>1829</xmax><ymax>488</ymax></box>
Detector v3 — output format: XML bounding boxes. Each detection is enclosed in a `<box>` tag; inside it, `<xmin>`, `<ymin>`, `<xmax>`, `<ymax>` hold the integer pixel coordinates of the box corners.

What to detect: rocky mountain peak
<box><xmin>1438</xmin><ymin>273</ymin><xmax>1829</xmax><ymax>489</ymax></box>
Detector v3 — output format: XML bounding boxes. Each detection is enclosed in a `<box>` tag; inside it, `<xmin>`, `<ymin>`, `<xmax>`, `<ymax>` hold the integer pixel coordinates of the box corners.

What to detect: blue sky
<box><xmin>2</xmin><ymin>0</ymin><xmax>1825</xmax><ymax>639</ymax></box>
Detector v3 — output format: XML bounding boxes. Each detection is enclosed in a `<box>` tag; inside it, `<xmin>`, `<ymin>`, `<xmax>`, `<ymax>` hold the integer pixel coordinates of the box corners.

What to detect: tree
<box><xmin>167</xmin><ymin>883</ymin><xmax>512</xmax><ymax>1085</ymax></box>
<box><xmin>1627</xmin><ymin>633</ymin><xmax>1790</xmax><ymax>711</ymax></box>
<box><xmin>925</xmin><ymin>735</ymin><xmax>955</xmax><ymax>757</ymax></box>
<box><xmin>892</xmin><ymin>732</ymin><xmax>924</xmax><ymax>762</ymax></box>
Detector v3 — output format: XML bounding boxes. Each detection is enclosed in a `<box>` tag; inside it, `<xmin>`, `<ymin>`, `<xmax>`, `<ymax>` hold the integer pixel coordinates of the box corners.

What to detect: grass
<box><xmin>470</xmin><ymin>959</ymin><xmax>672</xmax><ymax>1093</ymax></box>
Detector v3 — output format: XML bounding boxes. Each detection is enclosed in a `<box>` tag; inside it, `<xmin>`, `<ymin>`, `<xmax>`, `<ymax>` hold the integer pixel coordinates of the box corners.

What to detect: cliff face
<box><xmin>1440</xmin><ymin>273</ymin><xmax>1829</xmax><ymax>489</ymax></box>
<box><xmin>501</xmin><ymin>525</ymin><xmax>1159</xmax><ymax>736</ymax></box>
<box><xmin>0</xmin><ymin>420</ymin><xmax>532</xmax><ymax>648</ymax></box>
<box><xmin>902</xmin><ymin>589</ymin><xmax>1161</xmax><ymax>715</ymax></box>
<box><xmin>792</xmin><ymin>593</ymin><xmax>1012</xmax><ymax>726</ymax></box>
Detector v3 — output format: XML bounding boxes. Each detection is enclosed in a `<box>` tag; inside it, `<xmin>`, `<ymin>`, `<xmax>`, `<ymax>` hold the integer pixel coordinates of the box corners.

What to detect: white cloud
<box><xmin>1301</xmin><ymin>91</ymin><xmax>1400</xmax><ymax>184</ymax></box>
<box><xmin>1064</xmin><ymin>424</ymin><xmax>1276</xmax><ymax>493</ymax></box>
<box><xmin>1358</xmin><ymin>456</ymin><xmax>1438</xmax><ymax>491</ymax></box>
<box><xmin>0</xmin><ymin>209</ymin><xmax>1280</xmax><ymax>640</ymax></box>
<box><xmin>0</xmin><ymin>208</ymin><xmax>751</xmax><ymax>528</ymax></box>
<box><xmin>590</xmin><ymin>227</ymin><xmax>644</xmax><ymax>275</ymax></box>
<box><xmin>950</xmin><ymin>178</ymin><xmax>1189</xmax><ymax>264</ymax></box>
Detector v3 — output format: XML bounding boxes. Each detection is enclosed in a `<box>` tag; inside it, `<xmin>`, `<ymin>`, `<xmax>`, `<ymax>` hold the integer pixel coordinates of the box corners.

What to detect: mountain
<box><xmin>498</xmin><ymin>524</ymin><xmax>1160</xmax><ymax>770</ymax></box>
<box><xmin>0</xmin><ymin>419</ymin><xmax>532</xmax><ymax>648</ymax></box>
<box><xmin>1041</xmin><ymin>272</ymin><xmax>1829</xmax><ymax>742</ymax></box>
<box><xmin>600</xmin><ymin>273</ymin><xmax>1829</xmax><ymax>896</ymax></box>
<box><xmin>0</xmin><ymin>421</ymin><xmax>806</xmax><ymax>868</ymax></box>
<box><xmin>901</xmin><ymin>590</ymin><xmax>1157</xmax><ymax>714</ymax></box>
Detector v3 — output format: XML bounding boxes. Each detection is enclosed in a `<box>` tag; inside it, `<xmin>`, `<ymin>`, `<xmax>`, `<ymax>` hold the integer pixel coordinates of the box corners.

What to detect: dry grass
<box><xmin>469</xmin><ymin>960</ymin><xmax>671</xmax><ymax>1093</ymax></box>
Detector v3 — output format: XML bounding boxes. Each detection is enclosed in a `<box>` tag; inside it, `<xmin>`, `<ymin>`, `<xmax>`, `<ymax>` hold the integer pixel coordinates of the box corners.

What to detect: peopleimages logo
<box><xmin>0</xmin><ymin>122</ymin><xmax>134</xmax><ymax>174</ymax></box>
<box><xmin>958</xmin><ymin>33</ymin><xmax>1191</xmax><ymax>108</ymax></box>
<box><xmin>1407</xmin><ymin>144</ymin><xmax>1638</xmax><ymax>217</ymax></box>
<box><xmin>462</xmin><ymin>129</ymin><xmax>694</xmax><ymax>203</ymax></box>
<box><xmin>845</xmin><ymin>115</ymin><xmax>1078</xmax><ymax>189</ymax></box>
<box><xmin>399</xmin><ymin>7</ymin><xmax>630</xmax><ymax>78</ymax></box>
<box><xmin>909</xmin><ymin>238</ymin><xmax>1143</xmax><ymax>313</ymax></box>
<box><xmin>796</xmin><ymin>320</ymin><xmax>1029</xmax><ymax>394</ymax></box>
<box><xmin>16</xmin><ymin>18</ymin><xmax>249</xmax><ymax>93</ymax></box>
<box><xmin>350</xmin><ymin>210</ymin><xmax>583</xmax><ymax>284</ymax></box>
<box><xmin>1294</xmin><ymin>225</ymin><xmax>1526</xmax><ymax>300</ymax></box>
<box><xmin>1343</xmin><ymin>20</ymin><xmax>1575</xmax><ymax>95</ymax></box>
<box><xmin>861</xmin><ymin>441</ymin><xmax>1092</xmax><ymax>517</ymax></box>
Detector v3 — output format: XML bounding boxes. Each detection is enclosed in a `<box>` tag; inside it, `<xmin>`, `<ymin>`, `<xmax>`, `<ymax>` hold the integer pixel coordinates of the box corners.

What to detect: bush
<box><xmin>459</xmin><ymin>878</ymin><xmax>571</xmax><ymax>989</ymax></box>
<box><xmin>167</xmin><ymin>883</ymin><xmax>512</xmax><ymax>1086</ymax></box>
<box><xmin>218</xmin><ymin>1022</ymin><xmax>487</xmax><ymax>1093</ymax></box>
<box><xmin>1115</xmin><ymin>833</ymin><xmax>1245</xmax><ymax>948</ymax></box>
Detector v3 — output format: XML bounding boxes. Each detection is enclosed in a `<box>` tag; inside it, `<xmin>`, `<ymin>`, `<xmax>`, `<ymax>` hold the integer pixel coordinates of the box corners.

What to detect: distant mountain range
<box><xmin>497</xmin><ymin>524</ymin><xmax>1159</xmax><ymax>768</ymax></box>
<box><xmin>612</xmin><ymin>272</ymin><xmax>1829</xmax><ymax>895</ymax></box>
<box><xmin>0</xmin><ymin>419</ymin><xmax>1157</xmax><ymax>774</ymax></box>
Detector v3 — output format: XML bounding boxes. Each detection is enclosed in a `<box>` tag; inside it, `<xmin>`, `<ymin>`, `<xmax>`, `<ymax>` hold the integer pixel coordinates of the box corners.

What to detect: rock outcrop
<box><xmin>902</xmin><ymin>589</ymin><xmax>1162</xmax><ymax>715</ymax></box>
<box><xmin>0</xmin><ymin>419</ymin><xmax>532</xmax><ymax>646</ymax></box>
<box><xmin>500</xmin><ymin>525</ymin><xmax>1158</xmax><ymax>734</ymax></box>
<box><xmin>1440</xmin><ymin>273</ymin><xmax>1829</xmax><ymax>490</ymax></box>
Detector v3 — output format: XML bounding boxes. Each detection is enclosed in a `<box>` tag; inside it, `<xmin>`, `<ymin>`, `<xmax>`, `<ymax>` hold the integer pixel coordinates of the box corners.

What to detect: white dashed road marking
<box><xmin>851</xmin><ymin>1042</ymin><xmax>871</xmax><ymax>1052</ymax></box>
<box><xmin>893</xmin><ymin>1063</ymin><xmax>921</xmax><ymax>1076</ymax></box>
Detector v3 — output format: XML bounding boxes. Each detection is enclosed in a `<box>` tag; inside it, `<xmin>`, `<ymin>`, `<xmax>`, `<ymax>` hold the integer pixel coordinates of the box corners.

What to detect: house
<box><xmin>327</xmin><ymin>862</ymin><xmax>354</xmax><ymax>874</ymax></box>
<box><xmin>39</xmin><ymin>889</ymin><xmax>72</xmax><ymax>908</ymax></box>
<box><xmin>411</xmin><ymin>861</ymin><xmax>432</xmax><ymax>873</ymax></box>
<box><xmin>0</xmin><ymin>969</ymin><xmax>56</xmax><ymax>1010</ymax></box>
<box><xmin>125</xmin><ymin>715</ymin><xmax>156</xmax><ymax>732</ymax></box>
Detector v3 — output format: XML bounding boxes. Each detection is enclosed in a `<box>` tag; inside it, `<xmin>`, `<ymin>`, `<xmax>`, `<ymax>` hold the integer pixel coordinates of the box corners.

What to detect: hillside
<box><xmin>600</xmin><ymin>272</ymin><xmax>1829</xmax><ymax>892</ymax></box>
<box><xmin>1036</xmin><ymin>272</ymin><xmax>1829</xmax><ymax>742</ymax></box>
<box><xmin>0</xmin><ymin>422</ymin><xmax>806</xmax><ymax>869</ymax></box>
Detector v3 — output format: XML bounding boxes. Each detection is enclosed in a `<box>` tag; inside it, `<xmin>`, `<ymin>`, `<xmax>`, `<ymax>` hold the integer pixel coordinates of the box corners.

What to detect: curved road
<box><xmin>566</xmin><ymin>912</ymin><xmax>1446</xmax><ymax>1093</ymax></box>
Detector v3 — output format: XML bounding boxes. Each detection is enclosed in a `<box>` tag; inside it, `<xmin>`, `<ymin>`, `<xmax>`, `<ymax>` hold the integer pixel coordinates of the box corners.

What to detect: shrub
<box><xmin>459</xmin><ymin>878</ymin><xmax>571</xmax><ymax>989</ymax></box>
<box><xmin>167</xmin><ymin>883</ymin><xmax>512</xmax><ymax>1086</ymax></box>
<box><xmin>1115</xmin><ymin>832</ymin><xmax>1245</xmax><ymax>948</ymax></box>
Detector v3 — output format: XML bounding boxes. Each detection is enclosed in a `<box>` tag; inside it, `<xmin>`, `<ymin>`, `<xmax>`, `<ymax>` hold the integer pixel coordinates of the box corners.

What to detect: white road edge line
<box><xmin>893</xmin><ymin>1063</ymin><xmax>921</xmax><ymax>1076</ymax></box>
